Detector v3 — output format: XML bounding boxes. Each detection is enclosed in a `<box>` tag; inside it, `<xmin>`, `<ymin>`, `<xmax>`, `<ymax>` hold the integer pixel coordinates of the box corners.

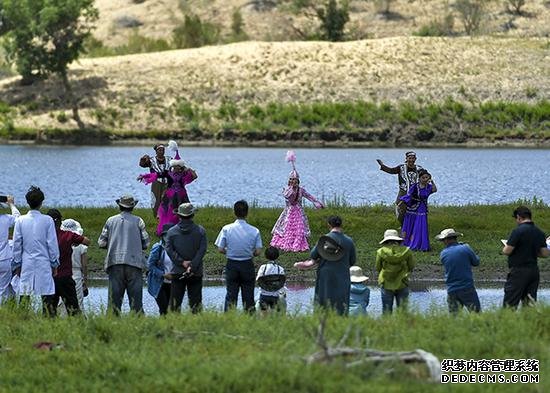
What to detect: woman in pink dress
<box><xmin>138</xmin><ymin>141</ymin><xmax>197</xmax><ymax>235</ymax></box>
<box><xmin>270</xmin><ymin>151</ymin><xmax>324</xmax><ymax>252</ymax></box>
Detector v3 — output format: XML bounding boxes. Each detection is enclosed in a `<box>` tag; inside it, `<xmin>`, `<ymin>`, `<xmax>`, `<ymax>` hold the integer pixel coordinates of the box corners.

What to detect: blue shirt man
<box><xmin>436</xmin><ymin>228</ymin><xmax>481</xmax><ymax>313</ymax></box>
<box><xmin>215</xmin><ymin>200</ymin><xmax>262</xmax><ymax>312</ymax></box>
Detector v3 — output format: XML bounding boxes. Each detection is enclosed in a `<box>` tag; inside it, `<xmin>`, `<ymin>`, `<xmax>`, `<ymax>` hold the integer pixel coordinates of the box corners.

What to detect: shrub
<box><xmin>317</xmin><ymin>0</ymin><xmax>350</xmax><ymax>42</ymax></box>
<box><xmin>56</xmin><ymin>112</ymin><xmax>68</xmax><ymax>123</ymax></box>
<box><xmin>172</xmin><ymin>14</ymin><xmax>220</xmax><ymax>49</ymax></box>
<box><xmin>506</xmin><ymin>0</ymin><xmax>526</xmax><ymax>15</ymax></box>
<box><xmin>413</xmin><ymin>14</ymin><xmax>454</xmax><ymax>36</ymax></box>
<box><xmin>174</xmin><ymin>99</ymin><xmax>197</xmax><ymax>122</ymax></box>
<box><xmin>230</xmin><ymin>8</ymin><xmax>248</xmax><ymax>42</ymax></box>
<box><xmin>454</xmin><ymin>0</ymin><xmax>489</xmax><ymax>35</ymax></box>
<box><xmin>0</xmin><ymin>100</ymin><xmax>14</xmax><ymax>134</ymax></box>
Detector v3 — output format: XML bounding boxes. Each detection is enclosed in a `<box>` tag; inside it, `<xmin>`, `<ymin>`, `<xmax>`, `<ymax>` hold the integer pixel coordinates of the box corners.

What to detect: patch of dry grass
<box><xmin>93</xmin><ymin>0</ymin><xmax>550</xmax><ymax>47</ymax></box>
<box><xmin>1</xmin><ymin>37</ymin><xmax>548</xmax><ymax>132</ymax></box>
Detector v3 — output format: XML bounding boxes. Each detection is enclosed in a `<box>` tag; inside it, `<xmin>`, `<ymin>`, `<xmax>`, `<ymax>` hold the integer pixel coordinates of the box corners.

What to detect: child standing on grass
<box><xmin>348</xmin><ymin>266</ymin><xmax>370</xmax><ymax>316</ymax></box>
<box><xmin>256</xmin><ymin>247</ymin><xmax>286</xmax><ymax>313</ymax></box>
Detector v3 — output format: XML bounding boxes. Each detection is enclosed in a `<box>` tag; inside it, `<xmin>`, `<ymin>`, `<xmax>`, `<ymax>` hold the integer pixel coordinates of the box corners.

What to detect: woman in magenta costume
<box><xmin>399</xmin><ymin>169</ymin><xmax>437</xmax><ymax>251</ymax></box>
<box><xmin>270</xmin><ymin>151</ymin><xmax>324</xmax><ymax>252</ymax></box>
<box><xmin>138</xmin><ymin>141</ymin><xmax>197</xmax><ymax>235</ymax></box>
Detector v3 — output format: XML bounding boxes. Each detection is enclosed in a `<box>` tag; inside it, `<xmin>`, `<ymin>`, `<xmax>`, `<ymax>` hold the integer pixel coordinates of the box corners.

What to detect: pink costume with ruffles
<box><xmin>139</xmin><ymin>170</ymin><xmax>196</xmax><ymax>235</ymax></box>
<box><xmin>270</xmin><ymin>186</ymin><xmax>323</xmax><ymax>252</ymax></box>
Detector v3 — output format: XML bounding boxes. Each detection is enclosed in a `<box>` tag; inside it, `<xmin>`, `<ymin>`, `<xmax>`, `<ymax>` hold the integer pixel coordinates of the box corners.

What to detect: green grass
<box><xmin>23</xmin><ymin>202</ymin><xmax>550</xmax><ymax>279</ymax></box>
<box><xmin>0</xmin><ymin>306</ymin><xmax>547</xmax><ymax>391</ymax></box>
<box><xmin>4</xmin><ymin>99</ymin><xmax>550</xmax><ymax>145</ymax></box>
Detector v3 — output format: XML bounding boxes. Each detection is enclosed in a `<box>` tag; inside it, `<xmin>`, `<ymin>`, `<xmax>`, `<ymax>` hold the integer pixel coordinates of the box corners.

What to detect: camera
<box><xmin>0</xmin><ymin>196</ymin><xmax>8</xmax><ymax>203</ymax></box>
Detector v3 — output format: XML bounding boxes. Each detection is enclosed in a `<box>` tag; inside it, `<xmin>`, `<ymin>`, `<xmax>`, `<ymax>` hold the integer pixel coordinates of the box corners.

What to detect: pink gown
<box><xmin>140</xmin><ymin>170</ymin><xmax>196</xmax><ymax>235</ymax></box>
<box><xmin>270</xmin><ymin>186</ymin><xmax>323</xmax><ymax>252</ymax></box>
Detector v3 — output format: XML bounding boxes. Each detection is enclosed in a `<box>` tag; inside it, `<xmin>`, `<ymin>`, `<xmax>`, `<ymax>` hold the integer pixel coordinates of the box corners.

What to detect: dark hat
<box><xmin>116</xmin><ymin>194</ymin><xmax>138</xmax><ymax>208</ymax></box>
<box><xmin>173</xmin><ymin>202</ymin><xmax>196</xmax><ymax>217</ymax></box>
<box><xmin>316</xmin><ymin>235</ymin><xmax>344</xmax><ymax>262</ymax></box>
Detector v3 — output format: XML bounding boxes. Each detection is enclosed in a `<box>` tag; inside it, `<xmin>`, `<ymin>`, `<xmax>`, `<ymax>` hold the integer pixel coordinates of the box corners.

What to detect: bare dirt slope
<box><xmin>1</xmin><ymin>37</ymin><xmax>548</xmax><ymax>132</ymax></box>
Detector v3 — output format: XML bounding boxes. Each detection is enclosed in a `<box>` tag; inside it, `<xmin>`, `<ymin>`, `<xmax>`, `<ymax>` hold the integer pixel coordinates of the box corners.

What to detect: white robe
<box><xmin>0</xmin><ymin>206</ymin><xmax>20</xmax><ymax>301</ymax></box>
<box><xmin>13</xmin><ymin>210</ymin><xmax>60</xmax><ymax>296</ymax></box>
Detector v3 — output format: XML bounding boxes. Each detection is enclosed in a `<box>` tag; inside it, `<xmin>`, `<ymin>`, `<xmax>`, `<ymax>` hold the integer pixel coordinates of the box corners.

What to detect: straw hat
<box><xmin>173</xmin><ymin>202</ymin><xmax>196</xmax><ymax>217</ymax></box>
<box><xmin>379</xmin><ymin>229</ymin><xmax>403</xmax><ymax>244</ymax></box>
<box><xmin>350</xmin><ymin>266</ymin><xmax>369</xmax><ymax>283</ymax></box>
<box><xmin>116</xmin><ymin>194</ymin><xmax>138</xmax><ymax>208</ymax></box>
<box><xmin>435</xmin><ymin>228</ymin><xmax>463</xmax><ymax>240</ymax></box>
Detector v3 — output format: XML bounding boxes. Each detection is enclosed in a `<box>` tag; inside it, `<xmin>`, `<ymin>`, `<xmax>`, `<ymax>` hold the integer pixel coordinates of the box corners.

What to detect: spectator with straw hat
<box><xmin>436</xmin><ymin>228</ymin><xmax>481</xmax><ymax>314</ymax></box>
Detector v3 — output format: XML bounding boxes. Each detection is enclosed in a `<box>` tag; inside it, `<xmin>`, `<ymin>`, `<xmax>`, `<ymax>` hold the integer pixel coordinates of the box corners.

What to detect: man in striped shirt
<box><xmin>139</xmin><ymin>144</ymin><xmax>172</xmax><ymax>217</ymax></box>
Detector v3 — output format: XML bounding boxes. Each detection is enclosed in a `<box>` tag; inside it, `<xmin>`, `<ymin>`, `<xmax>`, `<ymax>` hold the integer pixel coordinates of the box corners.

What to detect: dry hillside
<box><xmin>94</xmin><ymin>0</ymin><xmax>550</xmax><ymax>46</ymax></box>
<box><xmin>1</xmin><ymin>37</ymin><xmax>548</xmax><ymax>133</ymax></box>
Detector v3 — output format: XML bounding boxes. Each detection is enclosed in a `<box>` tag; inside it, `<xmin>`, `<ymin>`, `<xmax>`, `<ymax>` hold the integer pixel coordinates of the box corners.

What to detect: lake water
<box><xmin>1</xmin><ymin>146</ymin><xmax>549</xmax><ymax>207</ymax></box>
<box><xmin>80</xmin><ymin>284</ymin><xmax>550</xmax><ymax>317</ymax></box>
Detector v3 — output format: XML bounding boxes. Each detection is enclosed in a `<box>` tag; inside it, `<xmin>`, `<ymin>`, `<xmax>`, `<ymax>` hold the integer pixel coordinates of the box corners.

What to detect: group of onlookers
<box><xmin>0</xmin><ymin>185</ymin><xmax>549</xmax><ymax>317</ymax></box>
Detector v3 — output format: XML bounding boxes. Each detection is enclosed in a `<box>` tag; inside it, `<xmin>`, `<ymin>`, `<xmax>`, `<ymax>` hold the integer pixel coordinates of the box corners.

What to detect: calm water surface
<box><xmin>81</xmin><ymin>285</ymin><xmax>550</xmax><ymax>317</ymax></box>
<box><xmin>1</xmin><ymin>146</ymin><xmax>549</xmax><ymax>207</ymax></box>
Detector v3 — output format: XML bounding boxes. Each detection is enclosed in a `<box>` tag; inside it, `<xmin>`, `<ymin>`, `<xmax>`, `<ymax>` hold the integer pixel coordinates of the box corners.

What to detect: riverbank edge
<box><xmin>2</xmin><ymin>135</ymin><xmax>550</xmax><ymax>148</ymax></box>
<box><xmin>87</xmin><ymin>265</ymin><xmax>550</xmax><ymax>286</ymax></box>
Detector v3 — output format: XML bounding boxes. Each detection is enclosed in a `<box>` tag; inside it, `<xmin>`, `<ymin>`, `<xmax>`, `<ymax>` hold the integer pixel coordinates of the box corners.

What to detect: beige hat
<box><xmin>350</xmin><ymin>266</ymin><xmax>369</xmax><ymax>283</ymax></box>
<box><xmin>379</xmin><ymin>229</ymin><xmax>404</xmax><ymax>244</ymax></box>
<box><xmin>116</xmin><ymin>194</ymin><xmax>138</xmax><ymax>208</ymax></box>
<box><xmin>174</xmin><ymin>202</ymin><xmax>196</xmax><ymax>217</ymax></box>
<box><xmin>435</xmin><ymin>228</ymin><xmax>463</xmax><ymax>240</ymax></box>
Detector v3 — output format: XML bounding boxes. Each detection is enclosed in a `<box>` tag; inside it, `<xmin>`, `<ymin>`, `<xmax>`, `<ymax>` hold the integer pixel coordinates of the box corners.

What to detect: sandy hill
<box><xmin>1</xmin><ymin>37</ymin><xmax>548</xmax><ymax>133</ymax></box>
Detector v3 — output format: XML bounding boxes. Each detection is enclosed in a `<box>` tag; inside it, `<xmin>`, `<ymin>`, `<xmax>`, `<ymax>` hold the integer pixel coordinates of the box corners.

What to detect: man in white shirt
<box><xmin>215</xmin><ymin>200</ymin><xmax>262</xmax><ymax>312</ymax></box>
<box><xmin>12</xmin><ymin>186</ymin><xmax>60</xmax><ymax>315</ymax></box>
<box><xmin>0</xmin><ymin>195</ymin><xmax>20</xmax><ymax>302</ymax></box>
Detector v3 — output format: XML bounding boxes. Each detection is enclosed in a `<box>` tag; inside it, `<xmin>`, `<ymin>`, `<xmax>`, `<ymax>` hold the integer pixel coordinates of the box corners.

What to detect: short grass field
<box><xmin>19</xmin><ymin>202</ymin><xmax>550</xmax><ymax>281</ymax></box>
<box><xmin>0</xmin><ymin>306</ymin><xmax>546</xmax><ymax>392</ymax></box>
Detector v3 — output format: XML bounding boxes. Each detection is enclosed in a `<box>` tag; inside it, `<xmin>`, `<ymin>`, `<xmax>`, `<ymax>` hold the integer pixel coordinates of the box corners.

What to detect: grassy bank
<box><xmin>0</xmin><ymin>307</ymin><xmax>547</xmax><ymax>392</ymax></box>
<box><xmin>17</xmin><ymin>203</ymin><xmax>550</xmax><ymax>281</ymax></box>
<box><xmin>1</xmin><ymin>99</ymin><xmax>550</xmax><ymax>146</ymax></box>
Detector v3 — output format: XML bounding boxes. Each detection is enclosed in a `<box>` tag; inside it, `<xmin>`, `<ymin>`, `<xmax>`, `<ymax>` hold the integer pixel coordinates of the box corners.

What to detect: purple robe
<box><xmin>400</xmin><ymin>183</ymin><xmax>433</xmax><ymax>251</ymax></box>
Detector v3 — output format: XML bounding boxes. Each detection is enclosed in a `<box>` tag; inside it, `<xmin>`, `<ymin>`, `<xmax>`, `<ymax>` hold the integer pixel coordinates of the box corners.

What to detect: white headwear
<box><xmin>168</xmin><ymin>140</ymin><xmax>186</xmax><ymax>168</ymax></box>
<box><xmin>61</xmin><ymin>219</ymin><xmax>83</xmax><ymax>235</ymax></box>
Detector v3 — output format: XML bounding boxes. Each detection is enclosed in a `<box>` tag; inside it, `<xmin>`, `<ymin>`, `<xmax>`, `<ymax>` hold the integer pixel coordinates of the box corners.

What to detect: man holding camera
<box><xmin>165</xmin><ymin>202</ymin><xmax>207</xmax><ymax>314</ymax></box>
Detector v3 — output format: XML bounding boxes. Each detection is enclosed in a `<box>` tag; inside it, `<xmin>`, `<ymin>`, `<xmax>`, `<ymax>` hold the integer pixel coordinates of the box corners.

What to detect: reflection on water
<box><xmin>1</xmin><ymin>146</ymin><xmax>550</xmax><ymax>206</ymax></box>
<box><xmin>81</xmin><ymin>284</ymin><xmax>550</xmax><ymax>317</ymax></box>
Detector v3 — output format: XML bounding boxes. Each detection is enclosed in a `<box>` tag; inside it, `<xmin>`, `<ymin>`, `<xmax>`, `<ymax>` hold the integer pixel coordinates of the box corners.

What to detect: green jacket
<box><xmin>376</xmin><ymin>245</ymin><xmax>415</xmax><ymax>290</ymax></box>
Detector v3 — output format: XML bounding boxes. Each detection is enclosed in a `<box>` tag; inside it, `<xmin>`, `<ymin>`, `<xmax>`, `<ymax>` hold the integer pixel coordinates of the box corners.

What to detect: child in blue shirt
<box><xmin>349</xmin><ymin>266</ymin><xmax>370</xmax><ymax>316</ymax></box>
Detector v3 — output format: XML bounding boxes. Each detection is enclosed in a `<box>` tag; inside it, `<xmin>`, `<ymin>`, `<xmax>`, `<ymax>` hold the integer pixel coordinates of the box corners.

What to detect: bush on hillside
<box><xmin>172</xmin><ymin>14</ymin><xmax>220</xmax><ymax>49</ymax></box>
<box><xmin>230</xmin><ymin>8</ymin><xmax>248</xmax><ymax>42</ymax></box>
<box><xmin>505</xmin><ymin>0</ymin><xmax>527</xmax><ymax>15</ymax></box>
<box><xmin>413</xmin><ymin>13</ymin><xmax>454</xmax><ymax>36</ymax></box>
<box><xmin>317</xmin><ymin>0</ymin><xmax>350</xmax><ymax>42</ymax></box>
<box><xmin>454</xmin><ymin>0</ymin><xmax>491</xmax><ymax>35</ymax></box>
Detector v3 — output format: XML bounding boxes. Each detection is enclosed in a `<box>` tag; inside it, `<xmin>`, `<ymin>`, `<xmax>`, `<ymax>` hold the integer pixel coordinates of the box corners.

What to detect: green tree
<box><xmin>0</xmin><ymin>0</ymin><xmax>98</xmax><ymax>129</ymax></box>
<box><xmin>317</xmin><ymin>0</ymin><xmax>349</xmax><ymax>42</ymax></box>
